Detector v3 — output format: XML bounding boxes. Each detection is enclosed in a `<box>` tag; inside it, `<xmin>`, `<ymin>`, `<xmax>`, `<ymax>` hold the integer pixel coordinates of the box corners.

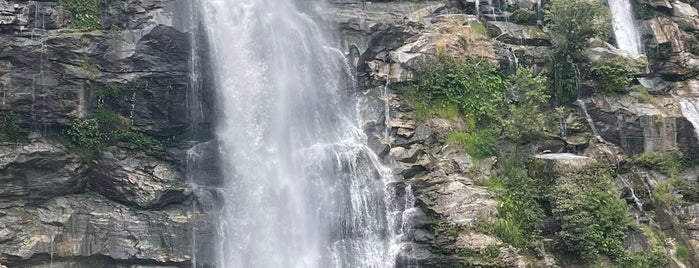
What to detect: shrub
<box><xmin>67</xmin><ymin>119</ymin><xmax>105</xmax><ymax>150</ymax></box>
<box><xmin>551</xmin><ymin>165</ymin><xmax>632</xmax><ymax>260</ymax></box>
<box><xmin>676</xmin><ymin>245</ymin><xmax>690</xmax><ymax>263</ymax></box>
<box><xmin>0</xmin><ymin>111</ymin><xmax>29</xmax><ymax>142</ymax></box>
<box><xmin>503</xmin><ymin>67</ymin><xmax>550</xmax><ymax>143</ymax></box>
<box><xmin>481</xmin><ymin>154</ymin><xmax>545</xmax><ymax>249</ymax></box>
<box><xmin>60</xmin><ymin>0</ymin><xmax>108</xmax><ymax>30</ymax></box>
<box><xmin>630</xmin><ymin>150</ymin><xmax>686</xmax><ymax>177</ymax></box>
<box><xmin>545</xmin><ymin>0</ymin><xmax>611</xmax><ymax>103</ymax></box>
<box><xmin>402</xmin><ymin>54</ymin><xmax>505</xmax><ymax>127</ymax></box>
<box><xmin>591</xmin><ymin>57</ymin><xmax>635</xmax><ymax>94</ymax></box>
<box><xmin>447</xmin><ymin>131</ymin><xmax>498</xmax><ymax>159</ymax></box>
<box><xmin>510</xmin><ymin>8</ymin><xmax>537</xmax><ymax>25</ymax></box>
<box><xmin>545</xmin><ymin>0</ymin><xmax>611</xmax><ymax>61</ymax></box>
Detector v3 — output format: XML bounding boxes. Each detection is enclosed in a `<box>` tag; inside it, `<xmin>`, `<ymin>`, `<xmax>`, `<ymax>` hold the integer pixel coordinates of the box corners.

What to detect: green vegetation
<box><xmin>551</xmin><ymin>164</ymin><xmax>631</xmax><ymax>261</ymax></box>
<box><xmin>485</xmin><ymin>154</ymin><xmax>544</xmax><ymax>249</ymax></box>
<box><xmin>545</xmin><ymin>0</ymin><xmax>611</xmax><ymax>103</ymax></box>
<box><xmin>471</xmin><ymin>22</ymin><xmax>489</xmax><ymax>37</ymax></box>
<box><xmin>591</xmin><ymin>57</ymin><xmax>635</xmax><ymax>94</ymax></box>
<box><xmin>629</xmin><ymin>150</ymin><xmax>686</xmax><ymax>177</ymax></box>
<box><xmin>676</xmin><ymin>245</ymin><xmax>690</xmax><ymax>263</ymax></box>
<box><xmin>67</xmin><ymin>83</ymin><xmax>160</xmax><ymax>154</ymax></box>
<box><xmin>503</xmin><ymin>67</ymin><xmax>550</xmax><ymax>143</ymax></box>
<box><xmin>60</xmin><ymin>0</ymin><xmax>111</xmax><ymax>30</ymax></box>
<box><xmin>509</xmin><ymin>9</ymin><xmax>537</xmax><ymax>25</ymax></box>
<box><xmin>0</xmin><ymin>111</ymin><xmax>29</xmax><ymax>142</ymax></box>
<box><xmin>447</xmin><ymin>131</ymin><xmax>498</xmax><ymax>160</ymax></box>
<box><xmin>398</xmin><ymin>54</ymin><xmax>504</xmax><ymax>128</ymax></box>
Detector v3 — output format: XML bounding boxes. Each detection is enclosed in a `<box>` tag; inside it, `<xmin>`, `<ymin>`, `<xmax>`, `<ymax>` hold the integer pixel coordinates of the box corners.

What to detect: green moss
<box><xmin>676</xmin><ymin>245</ymin><xmax>690</xmax><ymax>263</ymax></box>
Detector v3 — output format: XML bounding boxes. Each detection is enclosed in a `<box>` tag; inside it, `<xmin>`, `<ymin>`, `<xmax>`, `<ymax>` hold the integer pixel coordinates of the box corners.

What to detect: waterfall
<box><xmin>197</xmin><ymin>0</ymin><xmax>399</xmax><ymax>267</ymax></box>
<box><xmin>679</xmin><ymin>98</ymin><xmax>699</xmax><ymax>138</ymax></box>
<box><xmin>608</xmin><ymin>0</ymin><xmax>643</xmax><ymax>58</ymax></box>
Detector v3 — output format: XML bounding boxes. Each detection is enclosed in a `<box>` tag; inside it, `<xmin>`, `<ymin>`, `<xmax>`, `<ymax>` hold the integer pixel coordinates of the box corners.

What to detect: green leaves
<box><xmin>60</xmin><ymin>0</ymin><xmax>109</xmax><ymax>30</ymax></box>
<box><xmin>503</xmin><ymin>67</ymin><xmax>550</xmax><ymax>143</ymax></box>
<box><xmin>551</xmin><ymin>165</ymin><xmax>631</xmax><ymax>260</ymax></box>
<box><xmin>591</xmin><ymin>57</ymin><xmax>636</xmax><ymax>94</ymax></box>
<box><xmin>412</xmin><ymin>54</ymin><xmax>505</xmax><ymax>128</ymax></box>
<box><xmin>447</xmin><ymin>131</ymin><xmax>498</xmax><ymax>159</ymax></box>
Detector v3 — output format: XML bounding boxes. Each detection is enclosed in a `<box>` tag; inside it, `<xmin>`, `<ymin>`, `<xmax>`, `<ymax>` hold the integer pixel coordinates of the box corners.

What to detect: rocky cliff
<box><xmin>329</xmin><ymin>0</ymin><xmax>699</xmax><ymax>267</ymax></box>
<box><xmin>0</xmin><ymin>0</ymin><xmax>215</xmax><ymax>267</ymax></box>
<box><xmin>2</xmin><ymin>0</ymin><xmax>699</xmax><ymax>267</ymax></box>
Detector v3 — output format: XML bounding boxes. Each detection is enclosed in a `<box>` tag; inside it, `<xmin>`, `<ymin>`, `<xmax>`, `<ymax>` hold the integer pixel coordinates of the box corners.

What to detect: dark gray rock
<box><xmin>0</xmin><ymin>194</ymin><xmax>195</xmax><ymax>267</ymax></box>
<box><xmin>0</xmin><ymin>139</ymin><xmax>87</xmax><ymax>205</ymax></box>
<box><xmin>89</xmin><ymin>147</ymin><xmax>191</xmax><ymax>209</ymax></box>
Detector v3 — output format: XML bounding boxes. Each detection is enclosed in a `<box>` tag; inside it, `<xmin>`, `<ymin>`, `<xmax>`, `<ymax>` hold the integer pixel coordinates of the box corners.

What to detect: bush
<box><xmin>630</xmin><ymin>150</ymin><xmax>686</xmax><ymax>177</ymax></box>
<box><xmin>489</xmin><ymin>154</ymin><xmax>545</xmax><ymax>248</ymax></box>
<box><xmin>545</xmin><ymin>0</ymin><xmax>611</xmax><ymax>103</ymax></box>
<box><xmin>401</xmin><ymin>54</ymin><xmax>505</xmax><ymax>127</ymax></box>
<box><xmin>0</xmin><ymin>111</ymin><xmax>29</xmax><ymax>142</ymax></box>
<box><xmin>68</xmin><ymin>119</ymin><xmax>105</xmax><ymax>150</ymax></box>
<box><xmin>676</xmin><ymin>245</ymin><xmax>690</xmax><ymax>263</ymax></box>
<box><xmin>510</xmin><ymin>9</ymin><xmax>537</xmax><ymax>25</ymax></box>
<box><xmin>503</xmin><ymin>67</ymin><xmax>550</xmax><ymax>143</ymax></box>
<box><xmin>60</xmin><ymin>0</ymin><xmax>108</xmax><ymax>30</ymax></box>
<box><xmin>447</xmin><ymin>131</ymin><xmax>498</xmax><ymax>159</ymax></box>
<box><xmin>551</xmin><ymin>165</ymin><xmax>632</xmax><ymax>260</ymax></box>
<box><xmin>591</xmin><ymin>57</ymin><xmax>635</xmax><ymax>94</ymax></box>
<box><xmin>545</xmin><ymin>0</ymin><xmax>611</xmax><ymax>61</ymax></box>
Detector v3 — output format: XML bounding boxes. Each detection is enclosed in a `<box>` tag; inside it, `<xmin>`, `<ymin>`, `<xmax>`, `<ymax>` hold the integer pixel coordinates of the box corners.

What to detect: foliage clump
<box><xmin>447</xmin><ymin>131</ymin><xmax>498</xmax><ymax>160</ymax></box>
<box><xmin>67</xmin><ymin>83</ymin><xmax>160</xmax><ymax>154</ymax></box>
<box><xmin>60</xmin><ymin>0</ymin><xmax>110</xmax><ymax>30</ymax></box>
<box><xmin>591</xmin><ymin>57</ymin><xmax>636</xmax><ymax>94</ymax></box>
<box><xmin>629</xmin><ymin>150</ymin><xmax>686</xmax><ymax>177</ymax></box>
<box><xmin>503</xmin><ymin>67</ymin><xmax>550</xmax><ymax>143</ymax></box>
<box><xmin>551</xmin><ymin>164</ymin><xmax>631</xmax><ymax>261</ymax></box>
<box><xmin>0</xmin><ymin>111</ymin><xmax>29</xmax><ymax>142</ymax></box>
<box><xmin>399</xmin><ymin>54</ymin><xmax>504</xmax><ymax>127</ymax></box>
<box><xmin>510</xmin><ymin>8</ymin><xmax>537</xmax><ymax>25</ymax></box>
<box><xmin>545</xmin><ymin>0</ymin><xmax>611</xmax><ymax>103</ymax></box>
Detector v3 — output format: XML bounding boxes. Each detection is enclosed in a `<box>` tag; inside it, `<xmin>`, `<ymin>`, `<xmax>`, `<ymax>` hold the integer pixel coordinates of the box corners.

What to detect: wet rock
<box><xmin>486</xmin><ymin>21</ymin><xmax>551</xmax><ymax>46</ymax></box>
<box><xmin>0</xmin><ymin>194</ymin><xmax>195</xmax><ymax>267</ymax></box>
<box><xmin>89</xmin><ymin>147</ymin><xmax>191</xmax><ymax>209</ymax></box>
<box><xmin>0</xmin><ymin>139</ymin><xmax>87</xmax><ymax>205</ymax></box>
<box><xmin>533</xmin><ymin>153</ymin><xmax>596</xmax><ymax>175</ymax></box>
<box><xmin>418</xmin><ymin>180</ymin><xmax>497</xmax><ymax>226</ymax></box>
<box><xmin>672</xmin><ymin>1</ymin><xmax>698</xmax><ymax>18</ymax></box>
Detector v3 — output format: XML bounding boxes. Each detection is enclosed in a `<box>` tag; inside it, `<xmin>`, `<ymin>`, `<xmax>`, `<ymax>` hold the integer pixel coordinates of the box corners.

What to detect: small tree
<box><xmin>504</xmin><ymin>67</ymin><xmax>550</xmax><ymax>144</ymax></box>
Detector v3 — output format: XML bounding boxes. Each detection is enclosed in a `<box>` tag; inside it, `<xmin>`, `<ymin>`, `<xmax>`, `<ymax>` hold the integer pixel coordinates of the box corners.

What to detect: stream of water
<box><xmin>196</xmin><ymin>0</ymin><xmax>401</xmax><ymax>267</ymax></box>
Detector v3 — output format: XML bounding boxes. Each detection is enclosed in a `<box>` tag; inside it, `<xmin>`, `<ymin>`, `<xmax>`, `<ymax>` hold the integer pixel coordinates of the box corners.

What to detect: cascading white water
<box><xmin>197</xmin><ymin>0</ymin><xmax>401</xmax><ymax>267</ymax></box>
<box><xmin>680</xmin><ymin>99</ymin><xmax>699</xmax><ymax>138</ymax></box>
<box><xmin>608</xmin><ymin>0</ymin><xmax>643</xmax><ymax>58</ymax></box>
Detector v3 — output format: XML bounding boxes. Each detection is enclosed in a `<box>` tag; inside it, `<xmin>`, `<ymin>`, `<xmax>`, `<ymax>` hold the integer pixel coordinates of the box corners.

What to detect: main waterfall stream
<box><xmin>197</xmin><ymin>0</ymin><xmax>402</xmax><ymax>267</ymax></box>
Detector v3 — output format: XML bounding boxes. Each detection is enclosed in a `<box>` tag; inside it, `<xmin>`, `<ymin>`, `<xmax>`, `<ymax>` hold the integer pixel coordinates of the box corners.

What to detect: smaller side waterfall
<box><xmin>608</xmin><ymin>0</ymin><xmax>643</xmax><ymax>57</ymax></box>
<box><xmin>679</xmin><ymin>98</ymin><xmax>699</xmax><ymax>138</ymax></box>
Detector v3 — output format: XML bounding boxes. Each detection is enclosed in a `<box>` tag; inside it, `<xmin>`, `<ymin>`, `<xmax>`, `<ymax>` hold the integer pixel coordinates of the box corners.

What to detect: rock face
<box><xmin>0</xmin><ymin>0</ymin><xmax>213</xmax><ymax>267</ymax></box>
